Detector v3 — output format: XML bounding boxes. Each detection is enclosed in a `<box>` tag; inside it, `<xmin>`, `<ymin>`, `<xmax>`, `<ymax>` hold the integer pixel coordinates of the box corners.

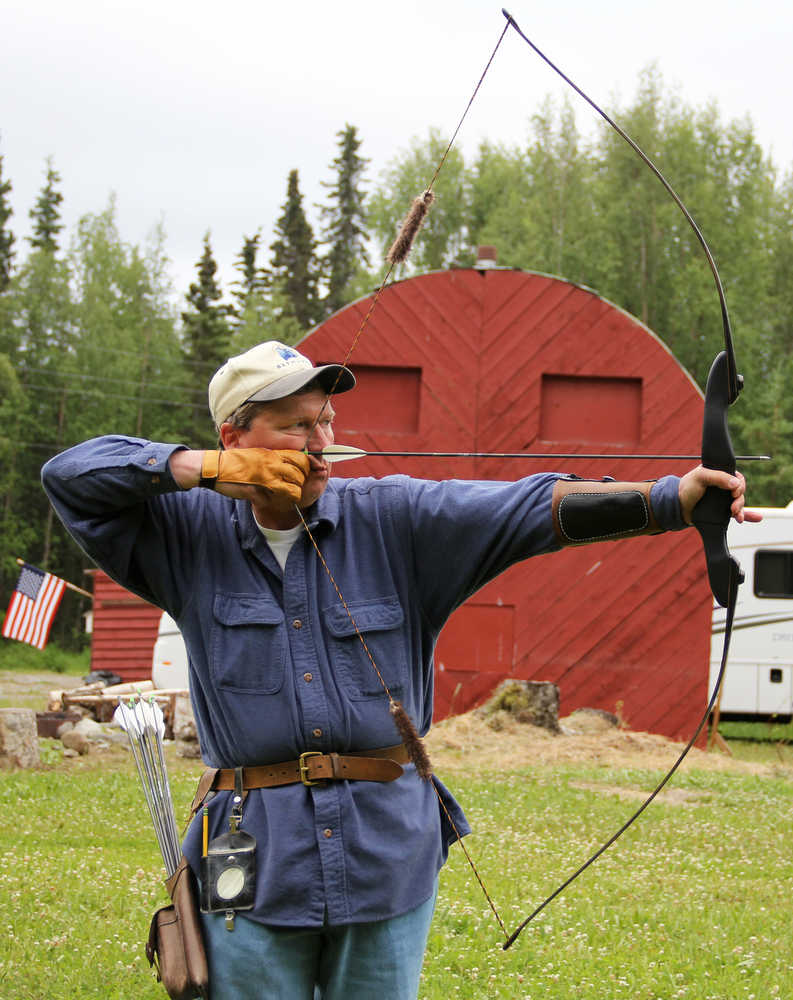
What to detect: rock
<box><xmin>103</xmin><ymin>729</ymin><xmax>132</xmax><ymax>748</ymax></box>
<box><xmin>0</xmin><ymin>708</ymin><xmax>41</xmax><ymax>768</ymax></box>
<box><xmin>177</xmin><ymin>740</ymin><xmax>202</xmax><ymax>759</ymax></box>
<box><xmin>56</xmin><ymin>721</ymin><xmax>75</xmax><ymax>739</ymax></box>
<box><xmin>172</xmin><ymin>694</ymin><xmax>197</xmax><ymax>742</ymax></box>
<box><xmin>61</xmin><ymin>729</ymin><xmax>90</xmax><ymax>755</ymax></box>
<box><xmin>73</xmin><ymin>718</ymin><xmax>104</xmax><ymax>740</ymax></box>
<box><xmin>476</xmin><ymin>680</ymin><xmax>560</xmax><ymax>734</ymax></box>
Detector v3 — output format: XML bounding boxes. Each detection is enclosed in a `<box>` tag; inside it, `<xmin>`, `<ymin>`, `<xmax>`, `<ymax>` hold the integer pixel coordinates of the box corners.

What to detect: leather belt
<box><xmin>188</xmin><ymin>744</ymin><xmax>409</xmax><ymax>821</ymax></box>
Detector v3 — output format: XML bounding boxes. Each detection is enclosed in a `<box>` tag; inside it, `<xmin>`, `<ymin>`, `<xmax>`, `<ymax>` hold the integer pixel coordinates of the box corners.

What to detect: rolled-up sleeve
<box><xmin>650</xmin><ymin>475</ymin><xmax>687</xmax><ymax>531</ymax></box>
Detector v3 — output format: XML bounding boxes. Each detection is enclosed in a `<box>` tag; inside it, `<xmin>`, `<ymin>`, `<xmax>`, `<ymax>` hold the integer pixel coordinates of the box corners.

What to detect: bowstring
<box><xmin>293</xmin><ymin>17</ymin><xmax>512</xmax><ymax>941</ymax></box>
<box><xmin>294</xmin><ymin>504</ymin><xmax>508</xmax><ymax>940</ymax></box>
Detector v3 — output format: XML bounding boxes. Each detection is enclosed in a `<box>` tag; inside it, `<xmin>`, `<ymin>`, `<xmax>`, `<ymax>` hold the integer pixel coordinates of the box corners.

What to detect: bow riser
<box><xmin>691</xmin><ymin>351</ymin><xmax>745</xmax><ymax>608</ymax></box>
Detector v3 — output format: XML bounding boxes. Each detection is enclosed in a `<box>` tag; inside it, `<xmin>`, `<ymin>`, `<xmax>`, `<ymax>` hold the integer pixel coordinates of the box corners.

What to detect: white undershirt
<box><xmin>254</xmin><ymin>519</ymin><xmax>304</xmax><ymax>572</ymax></box>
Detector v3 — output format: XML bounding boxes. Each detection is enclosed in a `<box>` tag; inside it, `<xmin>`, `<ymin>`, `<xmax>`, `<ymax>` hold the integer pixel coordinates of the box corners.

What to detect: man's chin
<box><xmin>299</xmin><ymin>475</ymin><xmax>329</xmax><ymax>509</ymax></box>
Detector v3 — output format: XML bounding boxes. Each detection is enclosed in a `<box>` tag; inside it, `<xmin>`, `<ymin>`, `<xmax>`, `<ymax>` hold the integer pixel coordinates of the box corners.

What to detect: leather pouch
<box><xmin>146</xmin><ymin>856</ymin><xmax>210</xmax><ymax>1000</ymax></box>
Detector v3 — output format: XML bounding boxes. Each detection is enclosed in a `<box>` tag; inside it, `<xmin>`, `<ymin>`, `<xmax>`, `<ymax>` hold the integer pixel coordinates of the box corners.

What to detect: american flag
<box><xmin>2</xmin><ymin>564</ymin><xmax>66</xmax><ymax>650</ymax></box>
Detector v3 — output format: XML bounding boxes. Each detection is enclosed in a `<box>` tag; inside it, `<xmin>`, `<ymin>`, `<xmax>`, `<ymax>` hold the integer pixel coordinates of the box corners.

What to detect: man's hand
<box><xmin>678</xmin><ymin>466</ymin><xmax>762</xmax><ymax>526</ymax></box>
<box><xmin>202</xmin><ymin>448</ymin><xmax>310</xmax><ymax>503</ymax></box>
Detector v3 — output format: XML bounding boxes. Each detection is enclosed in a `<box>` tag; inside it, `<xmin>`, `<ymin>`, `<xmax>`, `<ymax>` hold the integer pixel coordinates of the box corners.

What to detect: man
<box><xmin>42</xmin><ymin>340</ymin><xmax>755</xmax><ymax>999</ymax></box>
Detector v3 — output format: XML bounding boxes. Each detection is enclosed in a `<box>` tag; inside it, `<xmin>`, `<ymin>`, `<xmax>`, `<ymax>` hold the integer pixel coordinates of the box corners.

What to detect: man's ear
<box><xmin>219</xmin><ymin>422</ymin><xmax>242</xmax><ymax>450</ymax></box>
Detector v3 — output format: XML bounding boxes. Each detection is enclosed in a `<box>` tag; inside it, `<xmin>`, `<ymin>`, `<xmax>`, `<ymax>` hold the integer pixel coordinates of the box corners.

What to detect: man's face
<box><xmin>224</xmin><ymin>388</ymin><xmax>335</xmax><ymax>509</ymax></box>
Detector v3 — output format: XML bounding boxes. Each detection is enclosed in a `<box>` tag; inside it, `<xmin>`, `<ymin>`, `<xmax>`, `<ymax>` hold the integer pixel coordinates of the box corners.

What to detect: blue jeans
<box><xmin>200</xmin><ymin>882</ymin><xmax>438</xmax><ymax>1000</ymax></box>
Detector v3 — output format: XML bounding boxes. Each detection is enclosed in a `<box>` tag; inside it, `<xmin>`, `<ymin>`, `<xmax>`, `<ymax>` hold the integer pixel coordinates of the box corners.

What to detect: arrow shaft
<box><xmin>312</xmin><ymin>449</ymin><xmax>769</xmax><ymax>461</ymax></box>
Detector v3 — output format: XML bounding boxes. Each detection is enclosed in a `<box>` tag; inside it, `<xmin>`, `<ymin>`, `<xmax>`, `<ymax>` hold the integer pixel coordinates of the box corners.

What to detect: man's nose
<box><xmin>307</xmin><ymin>421</ymin><xmax>333</xmax><ymax>451</ymax></box>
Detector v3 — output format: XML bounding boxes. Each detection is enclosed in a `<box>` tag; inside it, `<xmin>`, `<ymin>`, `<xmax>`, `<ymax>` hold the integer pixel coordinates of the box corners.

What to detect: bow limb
<box><xmin>502</xmin><ymin>350</ymin><xmax>746</xmax><ymax>951</ymax></box>
<box><xmin>502</xmin><ymin>0</ymin><xmax>748</xmax><ymax>694</ymax></box>
<box><xmin>500</xmin><ymin>10</ymin><xmax>749</xmax><ymax>950</ymax></box>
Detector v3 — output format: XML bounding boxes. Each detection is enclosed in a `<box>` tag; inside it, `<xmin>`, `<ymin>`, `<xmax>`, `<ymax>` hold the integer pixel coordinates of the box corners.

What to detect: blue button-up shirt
<box><xmin>41</xmin><ymin>436</ymin><xmax>685</xmax><ymax>926</ymax></box>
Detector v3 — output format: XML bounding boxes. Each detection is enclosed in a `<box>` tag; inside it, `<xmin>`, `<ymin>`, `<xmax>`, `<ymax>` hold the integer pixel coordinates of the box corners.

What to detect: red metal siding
<box><xmin>87</xmin><ymin>571</ymin><xmax>161</xmax><ymax>682</ymax></box>
<box><xmin>302</xmin><ymin>268</ymin><xmax>712</xmax><ymax>742</ymax></box>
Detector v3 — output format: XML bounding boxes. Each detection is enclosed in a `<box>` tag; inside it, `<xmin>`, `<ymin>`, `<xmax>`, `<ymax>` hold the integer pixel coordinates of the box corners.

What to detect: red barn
<box><xmin>300</xmin><ymin>263</ymin><xmax>712</xmax><ymax>741</ymax></box>
<box><xmin>86</xmin><ymin>570</ymin><xmax>161</xmax><ymax>682</ymax></box>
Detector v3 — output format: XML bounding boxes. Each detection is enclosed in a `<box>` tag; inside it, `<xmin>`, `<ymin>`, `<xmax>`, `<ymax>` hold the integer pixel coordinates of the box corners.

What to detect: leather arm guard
<box><xmin>551</xmin><ymin>478</ymin><xmax>662</xmax><ymax>546</ymax></box>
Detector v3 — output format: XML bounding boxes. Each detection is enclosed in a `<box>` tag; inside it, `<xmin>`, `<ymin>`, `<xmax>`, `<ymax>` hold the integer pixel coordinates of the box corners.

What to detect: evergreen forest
<box><xmin>2</xmin><ymin>74</ymin><xmax>793</xmax><ymax>646</ymax></box>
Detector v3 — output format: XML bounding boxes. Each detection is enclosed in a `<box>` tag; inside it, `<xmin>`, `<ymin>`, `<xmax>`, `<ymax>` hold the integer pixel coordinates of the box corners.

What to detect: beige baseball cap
<box><xmin>208</xmin><ymin>341</ymin><xmax>356</xmax><ymax>428</ymax></box>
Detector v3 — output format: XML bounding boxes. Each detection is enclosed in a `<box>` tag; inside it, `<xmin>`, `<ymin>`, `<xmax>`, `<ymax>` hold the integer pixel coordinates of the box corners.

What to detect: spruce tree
<box><xmin>0</xmin><ymin>147</ymin><xmax>15</xmax><ymax>291</ymax></box>
<box><xmin>28</xmin><ymin>157</ymin><xmax>64</xmax><ymax>253</ymax></box>
<box><xmin>181</xmin><ymin>233</ymin><xmax>231</xmax><ymax>443</ymax></box>
<box><xmin>231</xmin><ymin>231</ymin><xmax>268</xmax><ymax>318</ymax></box>
<box><xmin>320</xmin><ymin>124</ymin><xmax>369</xmax><ymax>316</ymax></box>
<box><xmin>270</xmin><ymin>169</ymin><xmax>320</xmax><ymax>330</ymax></box>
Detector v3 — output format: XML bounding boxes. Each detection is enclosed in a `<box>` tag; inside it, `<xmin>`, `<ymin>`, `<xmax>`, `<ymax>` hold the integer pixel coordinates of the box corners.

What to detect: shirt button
<box><xmin>323</xmin><ymin>828</ymin><xmax>333</xmax><ymax>839</ymax></box>
<box><xmin>292</xmin><ymin>619</ymin><xmax>302</xmax><ymax>629</ymax></box>
<box><xmin>303</xmin><ymin>672</ymin><xmax>313</xmax><ymax>683</ymax></box>
<box><xmin>312</xmin><ymin>728</ymin><xmax>322</xmax><ymax>738</ymax></box>
<box><xmin>147</xmin><ymin>458</ymin><xmax>157</xmax><ymax>466</ymax></box>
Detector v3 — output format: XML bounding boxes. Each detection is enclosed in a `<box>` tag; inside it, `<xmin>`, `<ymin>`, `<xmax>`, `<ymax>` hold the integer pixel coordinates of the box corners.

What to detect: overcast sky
<box><xmin>2</xmin><ymin>0</ymin><xmax>791</xmax><ymax>300</ymax></box>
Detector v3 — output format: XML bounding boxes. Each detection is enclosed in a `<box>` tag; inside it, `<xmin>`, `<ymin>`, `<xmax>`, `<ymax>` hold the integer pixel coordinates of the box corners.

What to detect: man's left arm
<box><xmin>551</xmin><ymin>468</ymin><xmax>758</xmax><ymax>548</ymax></box>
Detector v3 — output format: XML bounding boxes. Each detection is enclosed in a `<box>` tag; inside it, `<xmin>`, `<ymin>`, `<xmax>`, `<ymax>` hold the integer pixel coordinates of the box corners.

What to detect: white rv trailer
<box><xmin>710</xmin><ymin>502</ymin><xmax>793</xmax><ymax>721</ymax></box>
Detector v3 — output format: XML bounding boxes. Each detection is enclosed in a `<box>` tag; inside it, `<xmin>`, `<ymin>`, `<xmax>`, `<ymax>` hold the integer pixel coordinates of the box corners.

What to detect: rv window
<box><xmin>755</xmin><ymin>550</ymin><xmax>793</xmax><ymax>598</ymax></box>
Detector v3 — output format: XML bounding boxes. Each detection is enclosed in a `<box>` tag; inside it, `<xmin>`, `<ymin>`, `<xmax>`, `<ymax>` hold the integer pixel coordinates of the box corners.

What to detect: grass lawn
<box><xmin>1</xmin><ymin>736</ymin><xmax>791</xmax><ymax>999</ymax></box>
<box><xmin>0</xmin><ymin>644</ymin><xmax>90</xmax><ymax>714</ymax></box>
<box><xmin>0</xmin><ymin>641</ymin><xmax>90</xmax><ymax>680</ymax></box>
<box><xmin>427</xmin><ymin>763</ymin><xmax>793</xmax><ymax>999</ymax></box>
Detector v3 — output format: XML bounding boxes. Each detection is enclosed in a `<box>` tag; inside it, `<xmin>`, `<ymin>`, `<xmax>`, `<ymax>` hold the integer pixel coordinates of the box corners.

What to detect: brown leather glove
<box><xmin>199</xmin><ymin>449</ymin><xmax>310</xmax><ymax>503</ymax></box>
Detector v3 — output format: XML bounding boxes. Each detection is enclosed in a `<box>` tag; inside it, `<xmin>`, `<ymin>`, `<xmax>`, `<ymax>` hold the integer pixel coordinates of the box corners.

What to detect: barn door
<box><xmin>433</xmin><ymin>602</ymin><xmax>515</xmax><ymax>720</ymax></box>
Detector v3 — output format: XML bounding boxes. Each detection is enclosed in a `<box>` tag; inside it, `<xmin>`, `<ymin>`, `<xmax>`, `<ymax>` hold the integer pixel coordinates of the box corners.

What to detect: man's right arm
<box><xmin>42</xmin><ymin>437</ymin><xmax>310</xmax><ymax>604</ymax></box>
<box><xmin>41</xmin><ymin>436</ymin><xmax>196</xmax><ymax>610</ymax></box>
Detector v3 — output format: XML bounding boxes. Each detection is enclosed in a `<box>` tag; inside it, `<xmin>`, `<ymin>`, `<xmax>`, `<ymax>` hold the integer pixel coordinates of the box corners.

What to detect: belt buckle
<box><xmin>299</xmin><ymin>751</ymin><xmax>323</xmax><ymax>786</ymax></box>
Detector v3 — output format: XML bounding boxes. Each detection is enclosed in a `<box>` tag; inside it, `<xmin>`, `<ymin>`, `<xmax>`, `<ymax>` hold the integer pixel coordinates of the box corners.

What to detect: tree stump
<box><xmin>476</xmin><ymin>680</ymin><xmax>560</xmax><ymax>733</ymax></box>
<box><xmin>0</xmin><ymin>708</ymin><xmax>41</xmax><ymax>768</ymax></box>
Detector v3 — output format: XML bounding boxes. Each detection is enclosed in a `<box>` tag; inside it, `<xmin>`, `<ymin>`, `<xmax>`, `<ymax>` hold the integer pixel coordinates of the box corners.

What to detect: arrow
<box><xmin>312</xmin><ymin>444</ymin><xmax>770</xmax><ymax>464</ymax></box>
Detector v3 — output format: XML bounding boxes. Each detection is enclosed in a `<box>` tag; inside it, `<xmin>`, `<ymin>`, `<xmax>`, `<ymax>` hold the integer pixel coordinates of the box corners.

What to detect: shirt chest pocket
<box><xmin>210</xmin><ymin>593</ymin><xmax>286</xmax><ymax>694</ymax></box>
<box><xmin>323</xmin><ymin>596</ymin><xmax>407</xmax><ymax>701</ymax></box>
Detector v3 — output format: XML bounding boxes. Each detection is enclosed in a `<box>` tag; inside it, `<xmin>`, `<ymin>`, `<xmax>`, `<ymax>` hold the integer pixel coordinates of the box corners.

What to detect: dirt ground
<box><xmin>0</xmin><ymin>669</ymin><xmax>86</xmax><ymax>712</ymax></box>
<box><xmin>3</xmin><ymin>669</ymin><xmax>784</xmax><ymax>781</ymax></box>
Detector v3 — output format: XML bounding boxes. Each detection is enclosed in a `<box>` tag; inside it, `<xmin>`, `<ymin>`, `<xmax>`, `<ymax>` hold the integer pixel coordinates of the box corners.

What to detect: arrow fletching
<box><xmin>317</xmin><ymin>445</ymin><xmax>369</xmax><ymax>464</ymax></box>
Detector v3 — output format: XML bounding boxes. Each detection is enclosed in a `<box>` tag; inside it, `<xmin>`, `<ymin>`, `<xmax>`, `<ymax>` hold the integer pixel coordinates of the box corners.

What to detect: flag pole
<box><xmin>15</xmin><ymin>558</ymin><xmax>93</xmax><ymax>600</ymax></box>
